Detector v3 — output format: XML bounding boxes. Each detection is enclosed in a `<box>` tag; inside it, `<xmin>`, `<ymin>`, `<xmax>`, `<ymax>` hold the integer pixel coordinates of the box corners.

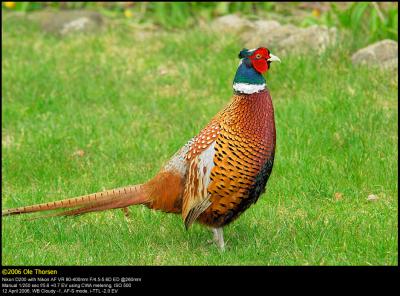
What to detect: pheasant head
<box><xmin>233</xmin><ymin>47</ymin><xmax>280</xmax><ymax>94</ymax></box>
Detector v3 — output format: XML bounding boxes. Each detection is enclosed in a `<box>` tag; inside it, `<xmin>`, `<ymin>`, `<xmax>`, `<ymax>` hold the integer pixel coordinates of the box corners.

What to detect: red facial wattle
<box><xmin>251</xmin><ymin>58</ymin><xmax>269</xmax><ymax>73</ymax></box>
<box><xmin>250</xmin><ymin>48</ymin><xmax>270</xmax><ymax>74</ymax></box>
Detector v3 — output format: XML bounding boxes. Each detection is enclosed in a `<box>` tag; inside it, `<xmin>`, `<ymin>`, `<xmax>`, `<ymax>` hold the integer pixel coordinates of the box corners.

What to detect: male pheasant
<box><xmin>2</xmin><ymin>47</ymin><xmax>280</xmax><ymax>250</ymax></box>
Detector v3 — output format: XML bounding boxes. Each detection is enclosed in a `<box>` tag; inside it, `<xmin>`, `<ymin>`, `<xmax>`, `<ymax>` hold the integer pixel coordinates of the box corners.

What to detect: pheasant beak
<box><xmin>267</xmin><ymin>54</ymin><xmax>281</xmax><ymax>63</ymax></box>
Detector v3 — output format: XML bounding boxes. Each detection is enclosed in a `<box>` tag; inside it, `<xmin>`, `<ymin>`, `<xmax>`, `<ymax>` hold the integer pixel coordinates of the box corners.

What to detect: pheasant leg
<box><xmin>212</xmin><ymin>227</ymin><xmax>225</xmax><ymax>251</ymax></box>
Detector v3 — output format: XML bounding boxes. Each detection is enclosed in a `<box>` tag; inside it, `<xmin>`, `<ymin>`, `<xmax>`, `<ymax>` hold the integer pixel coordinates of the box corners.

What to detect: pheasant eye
<box><xmin>255</xmin><ymin>54</ymin><xmax>262</xmax><ymax>59</ymax></box>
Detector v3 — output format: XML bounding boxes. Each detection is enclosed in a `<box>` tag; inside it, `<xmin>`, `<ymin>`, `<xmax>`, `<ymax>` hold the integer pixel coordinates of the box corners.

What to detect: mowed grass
<box><xmin>2</xmin><ymin>15</ymin><xmax>398</xmax><ymax>265</ymax></box>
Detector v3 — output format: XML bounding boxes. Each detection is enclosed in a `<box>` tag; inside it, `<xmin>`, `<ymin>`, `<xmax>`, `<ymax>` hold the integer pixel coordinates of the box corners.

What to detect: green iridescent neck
<box><xmin>232</xmin><ymin>60</ymin><xmax>266</xmax><ymax>94</ymax></box>
<box><xmin>233</xmin><ymin>61</ymin><xmax>266</xmax><ymax>85</ymax></box>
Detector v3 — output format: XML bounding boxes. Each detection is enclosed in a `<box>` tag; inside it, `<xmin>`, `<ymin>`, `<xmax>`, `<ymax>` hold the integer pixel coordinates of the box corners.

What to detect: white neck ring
<box><xmin>233</xmin><ymin>83</ymin><xmax>266</xmax><ymax>94</ymax></box>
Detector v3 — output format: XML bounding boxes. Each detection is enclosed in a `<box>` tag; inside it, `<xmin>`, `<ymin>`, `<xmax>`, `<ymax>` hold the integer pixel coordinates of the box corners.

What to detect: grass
<box><xmin>2</xmin><ymin>14</ymin><xmax>398</xmax><ymax>266</ymax></box>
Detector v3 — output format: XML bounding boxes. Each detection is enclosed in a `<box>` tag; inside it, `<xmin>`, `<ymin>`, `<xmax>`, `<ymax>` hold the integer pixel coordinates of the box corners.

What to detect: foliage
<box><xmin>2</xmin><ymin>2</ymin><xmax>398</xmax><ymax>43</ymax></box>
<box><xmin>302</xmin><ymin>2</ymin><xmax>398</xmax><ymax>44</ymax></box>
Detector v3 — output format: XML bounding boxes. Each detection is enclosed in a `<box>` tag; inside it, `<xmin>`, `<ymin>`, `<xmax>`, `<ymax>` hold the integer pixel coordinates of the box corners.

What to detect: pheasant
<box><xmin>2</xmin><ymin>47</ymin><xmax>280</xmax><ymax>250</ymax></box>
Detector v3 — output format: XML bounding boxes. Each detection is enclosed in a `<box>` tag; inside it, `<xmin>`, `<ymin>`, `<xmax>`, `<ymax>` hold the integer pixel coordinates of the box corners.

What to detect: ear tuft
<box><xmin>238</xmin><ymin>48</ymin><xmax>250</xmax><ymax>59</ymax></box>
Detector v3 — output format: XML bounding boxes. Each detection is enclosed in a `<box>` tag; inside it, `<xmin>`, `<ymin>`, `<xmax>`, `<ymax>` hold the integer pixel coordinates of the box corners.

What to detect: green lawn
<box><xmin>2</xmin><ymin>14</ymin><xmax>398</xmax><ymax>265</ymax></box>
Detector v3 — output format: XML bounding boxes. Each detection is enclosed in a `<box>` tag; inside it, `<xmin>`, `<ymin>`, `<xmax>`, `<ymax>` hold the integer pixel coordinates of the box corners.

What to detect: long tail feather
<box><xmin>2</xmin><ymin>184</ymin><xmax>148</xmax><ymax>217</ymax></box>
